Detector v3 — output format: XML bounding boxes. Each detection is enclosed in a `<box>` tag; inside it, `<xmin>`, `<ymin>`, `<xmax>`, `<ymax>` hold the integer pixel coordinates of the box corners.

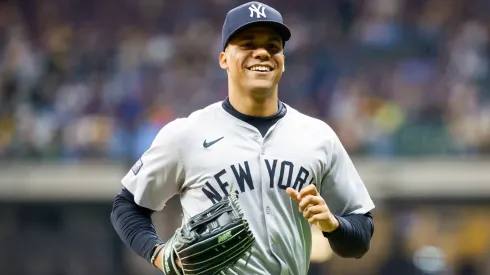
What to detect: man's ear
<box><xmin>282</xmin><ymin>55</ymin><xmax>285</xmax><ymax>73</ymax></box>
<box><xmin>219</xmin><ymin>51</ymin><xmax>228</xmax><ymax>70</ymax></box>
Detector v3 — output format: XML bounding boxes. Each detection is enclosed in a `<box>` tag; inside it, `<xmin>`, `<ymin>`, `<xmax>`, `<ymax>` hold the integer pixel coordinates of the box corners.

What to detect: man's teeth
<box><xmin>249</xmin><ymin>66</ymin><xmax>271</xmax><ymax>72</ymax></box>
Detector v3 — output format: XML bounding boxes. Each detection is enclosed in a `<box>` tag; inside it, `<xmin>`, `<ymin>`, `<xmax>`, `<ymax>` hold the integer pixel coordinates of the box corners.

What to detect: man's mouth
<box><xmin>247</xmin><ymin>65</ymin><xmax>274</xmax><ymax>72</ymax></box>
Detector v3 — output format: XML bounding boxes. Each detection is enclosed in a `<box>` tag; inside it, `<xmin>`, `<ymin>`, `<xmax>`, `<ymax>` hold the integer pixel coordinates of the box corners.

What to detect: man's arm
<box><xmin>110</xmin><ymin>188</ymin><xmax>163</xmax><ymax>262</ymax></box>
<box><xmin>323</xmin><ymin>212</ymin><xmax>374</xmax><ymax>258</ymax></box>
<box><xmin>110</xmin><ymin>119</ymin><xmax>186</xmax><ymax>271</ymax></box>
<box><xmin>318</xmin><ymin>126</ymin><xmax>376</xmax><ymax>258</ymax></box>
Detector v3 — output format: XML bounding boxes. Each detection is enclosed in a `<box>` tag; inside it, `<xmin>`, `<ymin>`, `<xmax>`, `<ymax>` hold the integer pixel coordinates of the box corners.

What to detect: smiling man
<box><xmin>110</xmin><ymin>2</ymin><xmax>376</xmax><ymax>275</ymax></box>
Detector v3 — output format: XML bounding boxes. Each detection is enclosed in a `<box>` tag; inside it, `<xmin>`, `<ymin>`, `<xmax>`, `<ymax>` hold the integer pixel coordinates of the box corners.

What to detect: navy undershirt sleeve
<box><xmin>323</xmin><ymin>212</ymin><xmax>374</xmax><ymax>258</ymax></box>
<box><xmin>110</xmin><ymin>188</ymin><xmax>164</xmax><ymax>262</ymax></box>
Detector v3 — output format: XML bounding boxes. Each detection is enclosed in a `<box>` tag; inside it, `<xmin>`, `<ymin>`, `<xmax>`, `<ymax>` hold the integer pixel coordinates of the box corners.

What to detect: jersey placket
<box><xmin>257</xmin><ymin>124</ymin><xmax>291</xmax><ymax>275</ymax></box>
<box><xmin>227</xmin><ymin>110</ymin><xmax>290</xmax><ymax>274</ymax></box>
<box><xmin>251</xmin><ymin>131</ymin><xmax>271</xmax><ymax>247</ymax></box>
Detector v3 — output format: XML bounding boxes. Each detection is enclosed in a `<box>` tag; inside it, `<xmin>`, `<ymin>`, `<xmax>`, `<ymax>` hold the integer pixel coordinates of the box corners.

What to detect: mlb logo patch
<box><xmin>132</xmin><ymin>158</ymin><xmax>143</xmax><ymax>175</ymax></box>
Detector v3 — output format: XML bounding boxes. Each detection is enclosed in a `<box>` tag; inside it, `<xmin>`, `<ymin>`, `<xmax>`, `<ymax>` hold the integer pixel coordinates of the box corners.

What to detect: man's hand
<box><xmin>286</xmin><ymin>185</ymin><xmax>339</xmax><ymax>233</ymax></box>
<box><xmin>153</xmin><ymin>244</ymin><xmax>182</xmax><ymax>272</ymax></box>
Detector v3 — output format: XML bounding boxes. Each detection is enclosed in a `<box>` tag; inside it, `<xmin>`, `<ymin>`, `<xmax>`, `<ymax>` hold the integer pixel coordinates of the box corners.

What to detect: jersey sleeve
<box><xmin>319</xmin><ymin>128</ymin><xmax>375</xmax><ymax>216</ymax></box>
<box><xmin>121</xmin><ymin>119</ymin><xmax>186</xmax><ymax>211</ymax></box>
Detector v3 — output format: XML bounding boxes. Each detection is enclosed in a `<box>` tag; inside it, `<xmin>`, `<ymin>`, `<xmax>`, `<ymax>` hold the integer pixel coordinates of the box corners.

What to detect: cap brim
<box><xmin>224</xmin><ymin>21</ymin><xmax>291</xmax><ymax>50</ymax></box>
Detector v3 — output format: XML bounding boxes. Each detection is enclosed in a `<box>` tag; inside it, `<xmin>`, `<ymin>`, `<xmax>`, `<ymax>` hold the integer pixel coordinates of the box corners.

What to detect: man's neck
<box><xmin>228</xmin><ymin>89</ymin><xmax>278</xmax><ymax>117</ymax></box>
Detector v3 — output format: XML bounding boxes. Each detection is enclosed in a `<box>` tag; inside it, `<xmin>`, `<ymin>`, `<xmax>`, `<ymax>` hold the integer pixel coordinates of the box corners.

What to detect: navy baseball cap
<box><xmin>222</xmin><ymin>1</ymin><xmax>291</xmax><ymax>51</ymax></box>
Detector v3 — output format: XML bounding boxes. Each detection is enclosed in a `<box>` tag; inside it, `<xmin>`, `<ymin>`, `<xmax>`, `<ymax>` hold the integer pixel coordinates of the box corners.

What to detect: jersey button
<box><xmin>266</xmin><ymin>206</ymin><xmax>271</xmax><ymax>214</ymax></box>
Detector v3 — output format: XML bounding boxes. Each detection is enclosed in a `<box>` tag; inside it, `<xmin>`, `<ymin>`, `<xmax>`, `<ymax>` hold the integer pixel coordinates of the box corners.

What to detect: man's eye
<box><xmin>242</xmin><ymin>43</ymin><xmax>253</xmax><ymax>48</ymax></box>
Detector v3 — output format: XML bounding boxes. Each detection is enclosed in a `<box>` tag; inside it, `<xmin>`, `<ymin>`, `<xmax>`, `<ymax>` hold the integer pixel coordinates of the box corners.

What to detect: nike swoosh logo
<box><xmin>203</xmin><ymin>137</ymin><xmax>224</xmax><ymax>148</ymax></box>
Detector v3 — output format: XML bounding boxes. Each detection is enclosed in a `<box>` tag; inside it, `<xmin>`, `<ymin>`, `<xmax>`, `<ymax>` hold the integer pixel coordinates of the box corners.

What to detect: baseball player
<box><xmin>111</xmin><ymin>2</ymin><xmax>375</xmax><ymax>275</ymax></box>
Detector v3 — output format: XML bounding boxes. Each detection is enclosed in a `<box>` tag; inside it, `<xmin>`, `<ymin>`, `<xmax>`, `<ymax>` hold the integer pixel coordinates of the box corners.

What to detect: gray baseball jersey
<box><xmin>122</xmin><ymin>101</ymin><xmax>375</xmax><ymax>275</ymax></box>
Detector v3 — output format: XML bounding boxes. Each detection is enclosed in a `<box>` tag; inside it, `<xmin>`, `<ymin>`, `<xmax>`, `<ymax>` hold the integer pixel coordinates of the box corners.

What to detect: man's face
<box><xmin>220</xmin><ymin>26</ymin><xmax>285</xmax><ymax>95</ymax></box>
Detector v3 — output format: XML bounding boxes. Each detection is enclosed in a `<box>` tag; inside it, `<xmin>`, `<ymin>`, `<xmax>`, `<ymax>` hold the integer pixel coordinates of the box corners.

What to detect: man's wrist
<box><xmin>322</xmin><ymin>214</ymin><xmax>343</xmax><ymax>236</ymax></box>
<box><xmin>150</xmin><ymin>243</ymin><xmax>165</xmax><ymax>269</ymax></box>
<box><xmin>325</xmin><ymin>214</ymin><xmax>340</xmax><ymax>233</ymax></box>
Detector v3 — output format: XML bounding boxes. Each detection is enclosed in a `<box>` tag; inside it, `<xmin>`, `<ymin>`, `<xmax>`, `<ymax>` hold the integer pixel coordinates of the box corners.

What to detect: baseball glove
<box><xmin>162</xmin><ymin>194</ymin><xmax>255</xmax><ymax>275</ymax></box>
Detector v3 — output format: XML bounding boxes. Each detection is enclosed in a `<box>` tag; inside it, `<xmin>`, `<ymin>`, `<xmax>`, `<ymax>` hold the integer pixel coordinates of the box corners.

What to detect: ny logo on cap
<box><xmin>249</xmin><ymin>3</ymin><xmax>266</xmax><ymax>18</ymax></box>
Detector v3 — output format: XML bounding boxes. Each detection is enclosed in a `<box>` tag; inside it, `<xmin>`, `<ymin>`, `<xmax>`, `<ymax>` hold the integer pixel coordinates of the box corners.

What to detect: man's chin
<box><xmin>246</xmin><ymin>79</ymin><xmax>277</xmax><ymax>91</ymax></box>
<box><xmin>248</xmin><ymin>85</ymin><xmax>276</xmax><ymax>96</ymax></box>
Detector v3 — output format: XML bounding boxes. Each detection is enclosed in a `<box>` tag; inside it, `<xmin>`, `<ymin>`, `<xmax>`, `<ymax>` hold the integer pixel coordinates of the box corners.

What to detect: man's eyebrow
<box><xmin>268</xmin><ymin>36</ymin><xmax>282</xmax><ymax>43</ymax></box>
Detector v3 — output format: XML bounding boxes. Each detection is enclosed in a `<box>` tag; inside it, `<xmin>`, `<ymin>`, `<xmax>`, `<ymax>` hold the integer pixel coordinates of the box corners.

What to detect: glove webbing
<box><xmin>181</xmin><ymin>236</ymin><xmax>255</xmax><ymax>275</ymax></box>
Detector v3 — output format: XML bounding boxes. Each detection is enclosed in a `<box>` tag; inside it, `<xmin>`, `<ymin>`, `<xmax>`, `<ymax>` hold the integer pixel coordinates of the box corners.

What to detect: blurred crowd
<box><xmin>1</xmin><ymin>0</ymin><xmax>490</xmax><ymax>162</ymax></box>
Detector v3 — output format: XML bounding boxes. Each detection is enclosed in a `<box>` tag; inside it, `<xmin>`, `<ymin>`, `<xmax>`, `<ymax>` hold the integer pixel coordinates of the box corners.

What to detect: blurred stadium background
<box><xmin>0</xmin><ymin>0</ymin><xmax>489</xmax><ymax>274</ymax></box>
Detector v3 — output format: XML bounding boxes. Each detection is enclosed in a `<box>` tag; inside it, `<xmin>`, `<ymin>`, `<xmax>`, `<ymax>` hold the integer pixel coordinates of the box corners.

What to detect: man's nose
<box><xmin>252</xmin><ymin>47</ymin><xmax>271</xmax><ymax>60</ymax></box>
